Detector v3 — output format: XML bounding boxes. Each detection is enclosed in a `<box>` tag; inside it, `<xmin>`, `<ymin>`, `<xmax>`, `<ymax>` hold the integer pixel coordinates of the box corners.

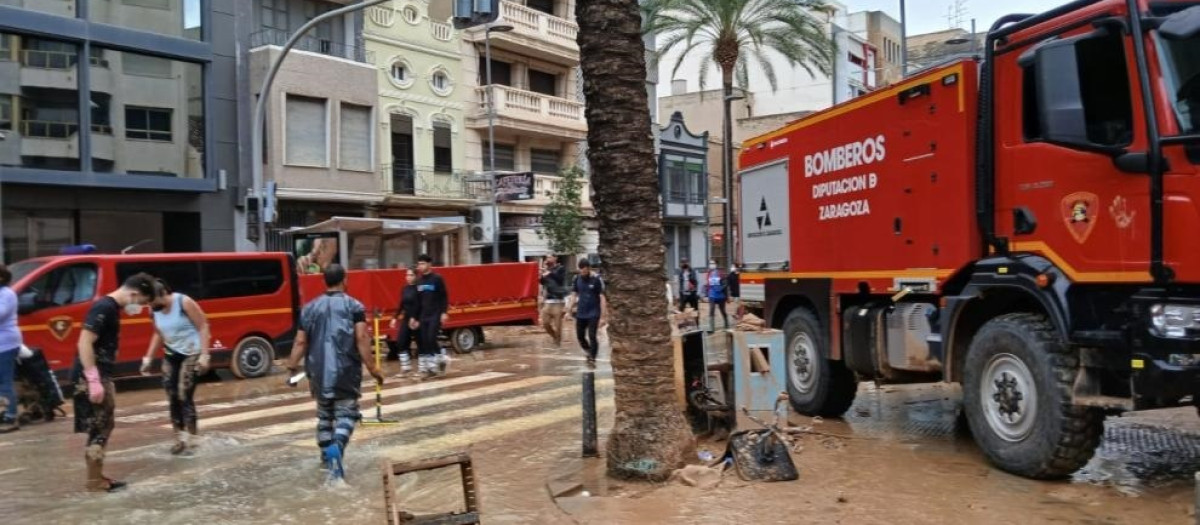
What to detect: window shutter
<box><xmin>286</xmin><ymin>96</ymin><xmax>327</xmax><ymax>166</ymax></box>
<box><xmin>339</xmin><ymin>104</ymin><xmax>371</xmax><ymax>171</ymax></box>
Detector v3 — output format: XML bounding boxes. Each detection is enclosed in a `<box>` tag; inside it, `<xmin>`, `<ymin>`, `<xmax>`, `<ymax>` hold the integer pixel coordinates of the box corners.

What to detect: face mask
<box><xmin>125</xmin><ymin>302</ymin><xmax>145</xmax><ymax>316</ymax></box>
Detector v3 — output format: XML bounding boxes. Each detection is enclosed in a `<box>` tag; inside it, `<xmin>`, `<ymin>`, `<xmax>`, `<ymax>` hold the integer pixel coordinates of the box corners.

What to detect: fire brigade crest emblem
<box><xmin>48</xmin><ymin>316</ymin><xmax>74</xmax><ymax>342</ymax></box>
<box><xmin>1061</xmin><ymin>192</ymin><xmax>1099</xmax><ymax>243</ymax></box>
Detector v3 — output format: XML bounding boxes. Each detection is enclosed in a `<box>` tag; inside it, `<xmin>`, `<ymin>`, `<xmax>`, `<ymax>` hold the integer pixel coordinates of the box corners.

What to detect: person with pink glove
<box><xmin>72</xmin><ymin>273</ymin><xmax>155</xmax><ymax>493</ymax></box>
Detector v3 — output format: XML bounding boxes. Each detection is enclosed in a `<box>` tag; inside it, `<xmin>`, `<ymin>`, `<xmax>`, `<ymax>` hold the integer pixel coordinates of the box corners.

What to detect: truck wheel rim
<box><xmin>790</xmin><ymin>333</ymin><xmax>818</xmax><ymax>394</ymax></box>
<box><xmin>981</xmin><ymin>353</ymin><xmax>1037</xmax><ymax>442</ymax></box>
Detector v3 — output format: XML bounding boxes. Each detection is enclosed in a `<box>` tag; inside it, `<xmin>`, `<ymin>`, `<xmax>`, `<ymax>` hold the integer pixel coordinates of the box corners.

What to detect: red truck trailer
<box><xmin>297</xmin><ymin>263</ymin><xmax>539</xmax><ymax>352</ymax></box>
<box><xmin>738</xmin><ymin>0</ymin><xmax>1200</xmax><ymax>479</ymax></box>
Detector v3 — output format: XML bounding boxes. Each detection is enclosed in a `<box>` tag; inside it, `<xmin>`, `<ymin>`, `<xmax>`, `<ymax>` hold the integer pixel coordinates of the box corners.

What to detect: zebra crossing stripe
<box><xmin>236</xmin><ymin>375</ymin><xmax>567</xmax><ymax>441</ymax></box>
<box><xmin>370</xmin><ymin>400</ymin><xmax>616</xmax><ymax>461</ymax></box>
<box><xmin>174</xmin><ymin>372</ymin><xmax>513</xmax><ymax>429</ymax></box>
<box><xmin>283</xmin><ymin>378</ymin><xmax>615</xmax><ymax>447</ymax></box>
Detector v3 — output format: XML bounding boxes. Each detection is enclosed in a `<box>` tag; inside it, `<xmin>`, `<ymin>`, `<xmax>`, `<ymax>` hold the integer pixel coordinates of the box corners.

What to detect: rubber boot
<box><xmin>322</xmin><ymin>442</ymin><xmax>344</xmax><ymax>482</ymax></box>
<box><xmin>85</xmin><ymin>445</ymin><xmax>126</xmax><ymax>493</ymax></box>
<box><xmin>436</xmin><ymin>349</ymin><xmax>449</xmax><ymax>376</ymax></box>
<box><xmin>398</xmin><ymin>352</ymin><xmax>412</xmax><ymax>372</ymax></box>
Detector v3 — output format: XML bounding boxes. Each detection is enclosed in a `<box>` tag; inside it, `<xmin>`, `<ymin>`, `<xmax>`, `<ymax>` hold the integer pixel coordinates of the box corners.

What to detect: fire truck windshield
<box><xmin>1156</xmin><ymin>5</ymin><xmax>1200</xmax><ymax>135</ymax></box>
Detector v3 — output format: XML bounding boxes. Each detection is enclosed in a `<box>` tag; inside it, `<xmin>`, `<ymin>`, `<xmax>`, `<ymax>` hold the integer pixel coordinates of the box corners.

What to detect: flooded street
<box><xmin>1</xmin><ymin>327</ymin><xmax>1199</xmax><ymax>524</ymax></box>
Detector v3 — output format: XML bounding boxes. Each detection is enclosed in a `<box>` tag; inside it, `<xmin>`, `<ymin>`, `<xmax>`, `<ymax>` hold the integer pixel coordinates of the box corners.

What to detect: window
<box><xmin>2</xmin><ymin>211</ymin><xmax>75</xmax><ymax>264</ymax></box>
<box><xmin>10</xmin><ymin>0</ymin><xmax>75</xmax><ymax>18</ymax></box>
<box><xmin>482</xmin><ymin>142</ymin><xmax>515</xmax><ymax>171</ymax></box>
<box><xmin>302</xmin><ymin>0</ymin><xmax>336</xmax><ymax>53</ymax></box>
<box><xmin>116</xmin><ymin>261</ymin><xmax>203</xmax><ymax>299</ymax></box>
<box><xmin>126</xmin><ymin>106</ymin><xmax>173</xmax><ymax>141</ymax></box>
<box><xmin>261</xmin><ymin>0</ymin><xmax>290</xmax><ymax>31</ymax></box>
<box><xmin>1076</xmin><ymin>34</ymin><xmax>1133</xmax><ymax>146</ymax></box>
<box><xmin>527</xmin><ymin>0</ymin><xmax>555</xmax><ymax>16</ymax></box>
<box><xmin>0</xmin><ymin>33</ymin><xmax>11</xmax><ymax>61</ymax></box>
<box><xmin>20</xmin><ymin>264</ymin><xmax>98</xmax><ymax>312</ymax></box>
<box><xmin>665</xmin><ymin>156</ymin><xmax>687</xmax><ymax>202</ymax></box>
<box><xmin>1156</xmin><ymin>30</ymin><xmax>1200</xmax><ymax>134</ymax></box>
<box><xmin>90</xmin><ymin>0</ymin><xmax>204</xmax><ymax>40</ymax></box>
<box><xmin>531</xmin><ymin>149</ymin><xmax>560</xmax><ymax>174</ymax></box>
<box><xmin>199</xmin><ymin>260</ymin><xmax>285</xmax><ymax>300</ymax></box>
<box><xmin>286</xmin><ymin>95</ymin><xmax>328</xmax><ymax>166</ymax></box>
<box><xmin>122</xmin><ymin>53</ymin><xmax>173</xmax><ymax>77</ymax></box>
<box><xmin>23</xmin><ymin>38</ymin><xmax>77</xmax><ymax>69</ymax></box>
<box><xmin>0</xmin><ymin>95</ymin><xmax>11</xmax><ymax>131</ymax></box>
<box><xmin>391</xmin><ymin>62</ymin><xmax>409</xmax><ymax>84</ymax></box>
<box><xmin>1022</xmin><ymin>66</ymin><xmax>1042</xmax><ymax>141</ymax></box>
<box><xmin>686</xmin><ymin>158</ymin><xmax>705</xmax><ymax>203</ymax></box>
<box><xmin>403</xmin><ymin>5</ymin><xmax>420</xmax><ymax>24</ymax></box>
<box><xmin>479</xmin><ymin>58</ymin><xmax>512</xmax><ymax>86</ymax></box>
<box><xmin>433</xmin><ymin>121</ymin><xmax>452</xmax><ymax>172</ymax></box>
<box><xmin>339</xmin><ymin>103</ymin><xmax>372</xmax><ymax>171</ymax></box>
<box><xmin>431</xmin><ymin>71</ymin><xmax>451</xmax><ymax>94</ymax></box>
<box><xmin>528</xmin><ymin>69</ymin><xmax>558</xmax><ymax>97</ymax></box>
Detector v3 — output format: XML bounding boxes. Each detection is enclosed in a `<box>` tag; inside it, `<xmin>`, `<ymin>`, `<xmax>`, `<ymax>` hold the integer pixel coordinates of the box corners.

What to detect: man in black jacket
<box><xmin>539</xmin><ymin>255</ymin><xmax>567</xmax><ymax>347</ymax></box>
<box><xmin>388</xmin><ymin>267</ymin><xmax>419</xmax><ymax>372</ymax></box>
<box><xmin>414</xmin><ymin>254</ymin><xmax>450</xmax><ymax>377</ymax></box>
<box><xmin>678</xmin><ymin>259</ymin><xmax>699</xmax><ymax>311</ymax></box>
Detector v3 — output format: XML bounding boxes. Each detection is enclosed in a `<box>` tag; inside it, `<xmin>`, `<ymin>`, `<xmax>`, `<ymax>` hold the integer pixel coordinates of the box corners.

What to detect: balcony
<box><xmin>249</xmin><ymin>29</ymin><xmax>374</xmax><ymax>64</ymax></box>
<box><xmin>384</xmin><ymin>164</ymin><xmax>476</xmax><ymax>200</ymax></box>
<box><xmin>462</xmin><ymin>1</ymin><xmax>579</xmax><ymax>65</ymax></box>
<box><xmin>467</xmin><ymin>85</ymin><xmax>586</xmax><ymax>140</ymax></box>
<box><xmin>522</xmin><ymin>173</ymin><xmax>592</xmax><ymax>208</ymax></box>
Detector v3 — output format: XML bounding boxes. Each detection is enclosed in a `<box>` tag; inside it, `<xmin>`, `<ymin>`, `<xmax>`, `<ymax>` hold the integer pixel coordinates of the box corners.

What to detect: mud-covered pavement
<box><xmin>2</xmin><ymin>326</ymin><xmax>1200</xmax><ymax>524</ymax></box>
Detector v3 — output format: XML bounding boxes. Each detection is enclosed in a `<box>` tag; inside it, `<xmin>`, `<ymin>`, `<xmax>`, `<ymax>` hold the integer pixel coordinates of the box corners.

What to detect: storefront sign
<box><xmin>501</xmin><ymin>215</ymin><xmax>544</xmax><ymax>229</ymax></box>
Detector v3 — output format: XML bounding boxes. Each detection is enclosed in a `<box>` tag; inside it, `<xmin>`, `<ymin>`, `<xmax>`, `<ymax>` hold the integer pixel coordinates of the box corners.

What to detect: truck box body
<box><xmin>739</xmin><ymin>61</ymin><xmax>980</xmax><ymax>295</ymax></box>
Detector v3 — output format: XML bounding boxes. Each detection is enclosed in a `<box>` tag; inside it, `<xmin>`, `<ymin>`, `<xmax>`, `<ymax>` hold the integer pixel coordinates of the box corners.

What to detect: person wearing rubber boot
<box><xmin>414</xmin><ymin>254</ymin><xmax>450</xmax><ymax>378</ymax></box>
<box><xmin>388</xmin><ymin>267</ymin><xmax>419</xmax><ymax>373</ymax></box>
<box><xmin>141</xmin><ymin>279</ymin><xmax>212</xmax><ymax>456</ymax></box>
<box><xmin>568</xmin><ymin>259</ymin><xmax>607</xmax><ymax>368</ymax></box>
<box><xmin>285</xmin><ymin>264</ymin><xmax>384</xmax><ymax>482</ymax></box>
<box><xmin>74</xmin><ymin>273</ymin><xmax>155</xmax><ymax>493</ymax></box>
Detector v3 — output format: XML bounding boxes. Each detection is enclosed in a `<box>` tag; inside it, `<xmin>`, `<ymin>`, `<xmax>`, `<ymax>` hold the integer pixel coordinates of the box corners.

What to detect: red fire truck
<box><xmin>737</xmin><ymin>0</ymin><xmax>1200</xmax><ymax>479</ymax></box>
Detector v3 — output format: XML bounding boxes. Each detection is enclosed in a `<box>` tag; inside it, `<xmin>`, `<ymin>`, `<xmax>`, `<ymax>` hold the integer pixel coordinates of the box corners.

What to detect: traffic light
<box><xmin>452</xmin><ymin>0</ymin><xmax>500</xmax><ymax>29</ymax></box>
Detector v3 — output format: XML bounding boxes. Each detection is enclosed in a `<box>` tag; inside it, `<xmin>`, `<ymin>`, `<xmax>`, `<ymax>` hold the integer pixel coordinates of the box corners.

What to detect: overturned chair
<box><xmin>383</xmin><ymin>451</ymin><xmax>480</xmax><ymax>525</ymax></box>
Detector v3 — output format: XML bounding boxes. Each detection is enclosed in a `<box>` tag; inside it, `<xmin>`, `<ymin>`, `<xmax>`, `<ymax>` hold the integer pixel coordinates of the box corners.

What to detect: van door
<box><xmin>16</xmin><ymin>262</ymin><xmax>100</xmax><ymax>370</ymax></box>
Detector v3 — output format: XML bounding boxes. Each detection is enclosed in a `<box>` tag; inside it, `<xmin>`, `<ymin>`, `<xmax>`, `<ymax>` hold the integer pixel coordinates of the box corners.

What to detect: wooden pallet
<box><xmin>383</xmin><ymin>451</ymin><xmax>480</xmax><ymax>525</ymax></box>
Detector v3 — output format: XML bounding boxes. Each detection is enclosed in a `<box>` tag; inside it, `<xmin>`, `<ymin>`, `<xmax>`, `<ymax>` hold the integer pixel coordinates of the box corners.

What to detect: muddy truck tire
<box><xmin>783</xmin><ymin>309</ymin><xmax>858</xmax><ymax>417</ymax></box>
<box><xmin>962</xmin><ymin>313</ymin><xmax>1105</xmax><ymax>479</ymax></box>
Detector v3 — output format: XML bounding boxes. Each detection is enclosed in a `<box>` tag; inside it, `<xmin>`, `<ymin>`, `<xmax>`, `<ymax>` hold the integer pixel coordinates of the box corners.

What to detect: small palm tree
<box><xmin>644</xmin><ymin>0</ymin><xmax>835</xmax><ymax>97</ymax></box>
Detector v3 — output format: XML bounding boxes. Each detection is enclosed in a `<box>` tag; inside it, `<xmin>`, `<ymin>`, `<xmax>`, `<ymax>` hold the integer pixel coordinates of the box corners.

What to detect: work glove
<box><xmin>140</xmin><ymin>357</ymin><xmax>153</xmax><ymax>376</ymax></box>
<box><xmin>197</xmin><ymin>353</ymin><xmax>211</xmax><ymax>374</ymax></box>
<box><xmin>84</xmin><ymin>367</ymin><xmax>105</xmax><ymax>404</ymax></box>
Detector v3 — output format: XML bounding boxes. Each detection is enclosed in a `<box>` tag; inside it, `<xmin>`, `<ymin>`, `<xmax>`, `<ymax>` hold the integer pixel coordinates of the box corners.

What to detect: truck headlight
<box><xmin>1150</xmin><ymin>304</ymin><xmax>1200</xmax><ymax>338</ymax></box>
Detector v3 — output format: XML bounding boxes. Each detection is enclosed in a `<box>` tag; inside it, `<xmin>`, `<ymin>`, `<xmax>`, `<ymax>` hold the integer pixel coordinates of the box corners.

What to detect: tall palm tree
<box><xmin>577</xmin><ymin>0</ymin><xmax>695</xmax><ymax>480</ymax></box>
<box><xmin>644</xmin><ymin>0</ymin><xmax>835</xmax><ymax>97</ymax></box>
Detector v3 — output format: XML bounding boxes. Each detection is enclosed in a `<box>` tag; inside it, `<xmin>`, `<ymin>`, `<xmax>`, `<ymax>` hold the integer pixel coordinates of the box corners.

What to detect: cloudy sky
<box><xmin>847</xmin><ymin>0</ymin><xmax>1071</xmax><ymax>35</ymax></box>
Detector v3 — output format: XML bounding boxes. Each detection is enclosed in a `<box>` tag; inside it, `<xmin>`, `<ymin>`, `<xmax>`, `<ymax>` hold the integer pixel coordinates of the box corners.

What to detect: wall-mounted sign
<box><xmin>495</xmin><ymin>172</ymin><xmax>535</xmax><ymax>202</ymax></box>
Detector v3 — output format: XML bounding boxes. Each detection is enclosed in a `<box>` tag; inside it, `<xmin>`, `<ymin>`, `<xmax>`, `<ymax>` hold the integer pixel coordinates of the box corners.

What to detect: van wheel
<box><xmin>231</xmin><ymin>336</ymin><xmax>275</xmax><ymax>379</ymax></box>
<box><xmin>962</xmin><ymin>313</ymin><xmax>1105</xmax><ymax>479</ymax></box>
<box><xmin>783</xmin><ymin>309</ymin><xmax>858</xmax><ymax>417</ymax></box>
<box><xmin>450</xmin><ymin>327</ymin><xmax>481</xmax><ymax>354</ymax></box>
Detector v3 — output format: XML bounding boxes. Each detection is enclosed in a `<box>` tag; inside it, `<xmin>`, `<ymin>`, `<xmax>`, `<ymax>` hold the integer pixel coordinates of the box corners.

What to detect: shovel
<box><xmin>362</xmin><ymin>310</ymin><xmax>400</xmax><ymax>426</ymax></box>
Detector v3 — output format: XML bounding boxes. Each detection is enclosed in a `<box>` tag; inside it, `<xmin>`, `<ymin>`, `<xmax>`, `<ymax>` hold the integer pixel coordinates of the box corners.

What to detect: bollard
<box><xmin>1195</xmin><ymin>471</ymin><xmax>1200</xmax><ymax>525</ymax></box>
<box><xmin>582</xmin><ymin>371</ymin><xmax>598</xmax><ymax>458</ymax></box>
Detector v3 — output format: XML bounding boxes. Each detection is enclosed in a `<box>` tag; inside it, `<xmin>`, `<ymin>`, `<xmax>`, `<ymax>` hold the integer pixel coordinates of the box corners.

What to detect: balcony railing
<box><xmin>499</xmin><ymin>0</ymin><xmax>578</xmax><ymax>50</ymax></box>
<box><xmin>249</xmin><ymin>28</ymin><xmax>374</xmax><ymax>64</ymax></box>
<box><xmin>21</xmin><ymin>50</ymin><xmax>108</xmax><ymax>69</ymax></box>
<box><xmin>20</xmin><ymin>120</ymin><xmax>112</xmax><ymax>139</ymax></box>
<box><xmin>382</xmin><ymin>164</ymin><xmax>475</xmax><ymax>199</ymax></box>
<box><xmin>477</xmin><ymin>85</ymin><xmax>585</xmax><ymax>126</ymax></box>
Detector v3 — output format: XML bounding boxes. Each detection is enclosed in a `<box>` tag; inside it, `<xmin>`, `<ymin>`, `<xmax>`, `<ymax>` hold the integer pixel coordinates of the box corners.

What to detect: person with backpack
<box><xmin>140</xmin><ymin>279</ymin><xmax>211</xmax><ymax>456</ymax></box>
<box><xmin>704</xmin><ymin>260</ymin><xmax>729</xmax><ymax>332</ymax></box>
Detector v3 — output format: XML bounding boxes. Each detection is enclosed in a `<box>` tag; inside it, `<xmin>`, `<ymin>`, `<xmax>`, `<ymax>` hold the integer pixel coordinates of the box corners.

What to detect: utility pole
<box><xmin>484</xmin><ymin>23</ymin><xmax>513</xmax><ymax>263</ymax></box>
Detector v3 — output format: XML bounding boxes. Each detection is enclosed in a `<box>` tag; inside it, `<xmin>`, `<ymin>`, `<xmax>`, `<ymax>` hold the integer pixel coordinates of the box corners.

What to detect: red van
<box><xmin>10</xmin><ymin>252</ymin><xmax>297</xmax><ymax>379</ymax></box>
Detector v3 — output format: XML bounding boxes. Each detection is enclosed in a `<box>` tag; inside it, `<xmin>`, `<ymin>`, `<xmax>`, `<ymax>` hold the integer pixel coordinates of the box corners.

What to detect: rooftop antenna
<box><xmin>120</xmin><ymin>239</ymin><xmax>154</xmax><ymax>254</ymax></box>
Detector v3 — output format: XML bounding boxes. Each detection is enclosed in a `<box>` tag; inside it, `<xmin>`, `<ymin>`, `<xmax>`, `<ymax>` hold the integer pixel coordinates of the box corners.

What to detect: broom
<box><xmin>362</xmin><ymin>310</ymin><xmax>400</xmax><ymax>426</ymax></box>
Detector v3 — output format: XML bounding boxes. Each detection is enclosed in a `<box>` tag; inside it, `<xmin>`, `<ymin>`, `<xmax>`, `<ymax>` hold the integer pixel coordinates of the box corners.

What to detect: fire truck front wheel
<box><xmin>783</xmin><ymin>309</ymin><xmax>858</xmax><ymax>417</ymax></box>
<box><xmin>962</xmin><ymin>313</ymin><xmax>1105</xmax><ymax>479</ymax></box>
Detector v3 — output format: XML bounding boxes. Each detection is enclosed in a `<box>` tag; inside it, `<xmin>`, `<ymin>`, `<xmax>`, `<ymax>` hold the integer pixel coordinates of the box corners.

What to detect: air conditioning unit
<box><xmin>469</xmin><ymin>205</ymin><xmax>496</xmax><ymax>245</ymax></box>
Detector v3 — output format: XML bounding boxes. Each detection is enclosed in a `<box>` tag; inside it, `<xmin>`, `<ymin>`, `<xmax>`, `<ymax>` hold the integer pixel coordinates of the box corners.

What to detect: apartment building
<box><xmin>243</xmin><ymin>0</ymin><xmax>380</xmax><ymax>252</ymax></box>
<box><xmin>458</xmin><ymin>0</ymin><xmax>594</xmax><ymax>263</ymax></box>
<box><xmin>0</xmin><ymin>0</ymin><xmax>238</xmax><ymax>261</ymax></box>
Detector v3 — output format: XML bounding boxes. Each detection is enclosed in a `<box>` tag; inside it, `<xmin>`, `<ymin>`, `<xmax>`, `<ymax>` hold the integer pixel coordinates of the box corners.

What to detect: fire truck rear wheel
<box><xmin>962</xmin><ymin>313</ymin><xmax>1105</xmax><ymax>479</ymax></box>
<box><xmin>231</xmin><ymin>336</ymin><xmax>275</xmax><ymax>379</ymax></box>
<box><xmin>783</xmin><ymin>309</ymin><xmax>858</xmax><ymax>417</ymax></box>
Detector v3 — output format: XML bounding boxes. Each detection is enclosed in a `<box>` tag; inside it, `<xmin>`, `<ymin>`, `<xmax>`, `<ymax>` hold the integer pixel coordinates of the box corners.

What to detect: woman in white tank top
<box><xmin>140</xmin><ymin>280</ymin><xmax>211</xmax><ymax>455</ymax></box>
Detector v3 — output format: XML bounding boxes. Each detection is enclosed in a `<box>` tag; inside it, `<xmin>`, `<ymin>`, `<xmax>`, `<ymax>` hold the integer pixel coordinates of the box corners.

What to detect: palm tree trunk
<box><xmin>576</xmin><ymin>0</ymin><xmax>695</xmax><ymax>480</ymax></box>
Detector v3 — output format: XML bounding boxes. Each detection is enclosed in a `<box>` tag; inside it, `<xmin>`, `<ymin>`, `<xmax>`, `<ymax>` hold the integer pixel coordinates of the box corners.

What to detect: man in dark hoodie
<box><xmin>539</xmin><ymin>254</ymin><xmax>568</xmax><ymax>347</ymax></box>
<box><xmin>678</xmin><ymin>259</ymin><xmax>699</xmax><ymax>312</ymax></box>
<box><xmin>414</xmin><ymin>254</ymin><xmax>450</xmax><ymax>377</ymax></box>
<box><xmin>388</xmin><ymin>267</ymin><xmax>420</xmax><ymax>372</ymax></box>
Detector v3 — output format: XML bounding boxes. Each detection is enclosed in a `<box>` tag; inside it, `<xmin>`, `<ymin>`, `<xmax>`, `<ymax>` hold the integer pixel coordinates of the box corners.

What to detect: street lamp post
<box><xmin>484</xmin><ymin>23</ymin><xmax>513</xmax><ymax>263</ymax></box>
<box><xmin>722</xmin><ymin>92</ymin><xmax>744</xmax><ymax>269</ymax></box>
<box><xmin>250</xmin><ymin>0</ymin><xmax>389</xmax><ymax>251</ymax></box>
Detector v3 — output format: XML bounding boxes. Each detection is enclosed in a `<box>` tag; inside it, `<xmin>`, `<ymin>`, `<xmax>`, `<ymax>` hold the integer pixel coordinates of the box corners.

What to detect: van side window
<box><xmin>1077</xmin><ymin>33</ymin><xmax>1134</xmax><ymax>146</ymax></box>
<box><xmin>23</xmin><ymin>264</ymin><xmax>98</xmax><ymax>311</ymax></box>
<box><xmin>201</xmin><ymin>260</ymin><xmax>284</xmax><ymax>300</ymax></box>
<box><xmin>116</xmin><ymin>261</ymin><xmax>202</xmax><ymax>299</ymax></box>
